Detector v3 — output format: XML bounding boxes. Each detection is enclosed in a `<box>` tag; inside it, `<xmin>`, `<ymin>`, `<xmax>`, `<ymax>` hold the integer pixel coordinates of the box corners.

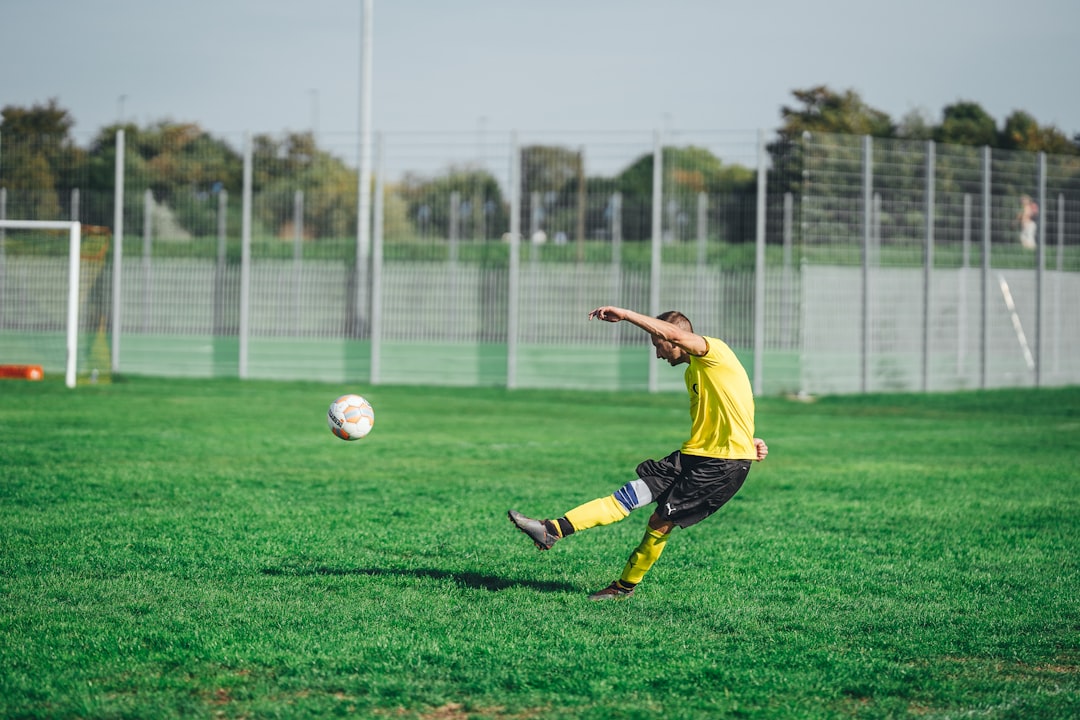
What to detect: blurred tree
<box><xmin>778</xmin><ymin>86</ymin><xmax>895</xmax><ymax>140</ymax></box>
<box><xmin>83</xmin><ymin>123</ymin><xmax>150</xmax><ymax>229</ymax></box>
<box><xmin>518</xmin><ymin>145</ymin><xmax>585</xmax><ymax>244</ymax></box>
<box><xmin>520</xmin><ymin>145</ymin><xmax>581</xmax><ymax>196</ymax></box>
<box><xmin>768</xmin><ymin>86</ymin><xmax>895</xmax><ymax>199</ymax></box>
<box><xmin>897</xmin><ymin>108</ymin><xmax>935</xmax><ymax>141</ymax></box>
<box><xmin>397</xmin><ymin>166</ymin><xmax>507</xmax><ymax>242</ymax></box>
<box><xmin>999</xmin><ymin>110</ymin><xmax>1079</xmax><ymax>155</ymax></box>
<box><xmin>253</xmin><ymin>132</ymin><xmax>360</xmax><ymax>239</ymax></box>
<box><xmin>935</xmin><ymin>101</ymin><xmax>998</xmax><ymax>147</ymax></box>
<box><xmin>85</xmin><ymin>120</ymin><xmax>243</xmax><ymax>237</ymax></box>
<box><xmin>614</xmin><ymin>146</ymin><xmax>756</xmax><ymax>242</ymax></box>
<box><xmin>0</xmin><ymin>98</ymin><xmax>84</xmax><ymax>219</ymax></box>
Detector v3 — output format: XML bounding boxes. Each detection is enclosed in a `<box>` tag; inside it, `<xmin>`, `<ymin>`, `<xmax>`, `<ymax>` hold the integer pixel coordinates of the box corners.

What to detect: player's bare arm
<box><xmin>589</xmin><ymin>306</ymin><xmax>708</xmax><ymax>356</ymax></box>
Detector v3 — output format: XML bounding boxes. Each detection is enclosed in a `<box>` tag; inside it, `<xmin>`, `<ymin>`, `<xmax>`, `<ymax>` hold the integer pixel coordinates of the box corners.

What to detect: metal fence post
<box><xmin>111</xmin><ymin>129</ymin><xmax>125</xmax><ymax>374</ymax></box>
<box><xmin>696</xmin><ymin>192</ymin><xmax>708</xmax><ymax>266</ymax></box>
<box><xmin>371</xmin><ymin>133</ymin><xmax>385</xmax><ymax>385</ymax></box>
<box><xmin>753</xmin><ymin>129</ymin><xmax>767</xmax><ymax>396</ymax></box>
<box><xmin>449</xmin><ymin>191</ymin><xmax>460</xmax><ymax>263</ymax></box>
<box><xmin>239</xmin><ymin>132</ymin><xmax>252</xmax><ymax>380</ymax></box>
<box><xmin>0</xmin><ymin>130</ymin><xmax>4</xmax><ymax>274</ymax></box>
<box><xmin>143</xmin><ymin>188</ymin><xmax>153</xmax><ymax>333</ymax></box>
<box><xmin>922</xmin><ymin>141</ymin><xmax>935</xmax><ymax>392</ymax></box>
<box><xmin>781</xmin><ymin>192</ymin><xmax>793</xmax><ymax>345</ymax></box>
<box><xmin>1054</xmin><ymin>194</ymin><xmax>1064</xmax><ymax>374</ymax></box>
<box><xmin>959</xmin><ymin>193</ymin><xmax>971</xmax><ymax>376</ymax></box>
<box><xmin>1</xmin><ymin>187</ymin><xmax>6</xmax><ymax>315</ymax></box>
<box><xmin>861</xmin><ymin>135</ymin><xmax>873</xmax><ymax>393</ymax></box>
<box><xmin>507</xmin><ymin>131</ymin><xmax>521</xmax><ymax>390</ymax></box>
<box><xmin>648</xmin><ymin>130</ymin><xmax>663</xmax><ymax>393</ymax></box>
<box><xmin>214</xmin><ymin>189</ymin><xmax>228</xmax><ymax>336</ymax></box>
<box><xmin>1035</xmin><ymin>152</ymin><xmax>1046</xmax><ymax>387</ymax></box>
<box><xmin>356</xmin><ymin>0</ymin><xmax>374</xmax><ymax>334</ymax></box>
<box><xmin>610</xmin><ymin>192</ymin><xmax>623</xmax><ymax>305</ymax></box>
<box><xmin>292</xmin><ymin>190</ymin><xmax>304</xmax><ymax>336</ymax></box>
<box><xmin>980</xmin><ymin>146</ymin><xmax>991</xmax><ymax>389</ymax></box>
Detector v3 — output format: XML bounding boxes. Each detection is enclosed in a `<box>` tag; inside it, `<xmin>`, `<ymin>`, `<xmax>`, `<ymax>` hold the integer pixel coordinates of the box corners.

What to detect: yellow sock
<box><xmin>564</xmin><ymin>495</ymin><xmax>629</xmax><ymax>532</ymax></box>
<box><xmin>619</xmin><ymin>526</ymin><xmax>670</xmax><ymax>586</ymax></box>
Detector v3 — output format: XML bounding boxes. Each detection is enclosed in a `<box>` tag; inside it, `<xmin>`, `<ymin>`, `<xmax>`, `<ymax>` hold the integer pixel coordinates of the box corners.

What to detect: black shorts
<box><xmin>636</xmin><ymin>451</ymin><xmax>751</xmax><ymax>528</ymax></box>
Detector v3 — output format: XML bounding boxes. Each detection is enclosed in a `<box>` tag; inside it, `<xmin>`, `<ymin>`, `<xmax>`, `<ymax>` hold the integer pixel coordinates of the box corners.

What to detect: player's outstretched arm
<box><xmin>589</xmin><ymin>306</ymin><xmax>707</xmax><ymax>355</ymax></box>
<box><xmin>588</xmin><ymin>306</ymin><xmax>630</xmax><ymax>323</ymax></box>
<box><xmin>754</xmin><ymin>438</ymin><xmax>768</xmax><ymax>462</ymax></box>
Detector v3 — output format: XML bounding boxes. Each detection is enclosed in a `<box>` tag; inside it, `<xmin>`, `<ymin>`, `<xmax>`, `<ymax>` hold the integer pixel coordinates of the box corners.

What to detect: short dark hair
<box><xmin>657</xmin><ymin>310</ymin><xmax>693</xmax><ymax>333</ymax></box>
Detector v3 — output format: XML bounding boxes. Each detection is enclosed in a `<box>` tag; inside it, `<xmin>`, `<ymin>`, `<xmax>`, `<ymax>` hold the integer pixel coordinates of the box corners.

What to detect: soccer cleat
<box><xmin>507</xmin><ymin>509</ymin><xmax>560</xmax><ymax>550</ymax></box>
<box><xmin>587</xmin><ymin>581</ymin><xmax>635</xmax><ymax>601</ymax></box>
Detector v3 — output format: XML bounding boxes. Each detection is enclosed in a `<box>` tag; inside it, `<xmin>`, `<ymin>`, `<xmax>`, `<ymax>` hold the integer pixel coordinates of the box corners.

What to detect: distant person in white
<box><xmin>1018</xmin><ymin>194</ymin><xmax>1038</xmax><ymax>250</ymax></box>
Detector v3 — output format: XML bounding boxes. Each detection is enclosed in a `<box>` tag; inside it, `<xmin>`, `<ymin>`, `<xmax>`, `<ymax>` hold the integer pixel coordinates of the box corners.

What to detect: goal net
<box><xmin>0</xmin><ymin>220</ymin><xmax>112</xmax><ymax>387</ymax></box>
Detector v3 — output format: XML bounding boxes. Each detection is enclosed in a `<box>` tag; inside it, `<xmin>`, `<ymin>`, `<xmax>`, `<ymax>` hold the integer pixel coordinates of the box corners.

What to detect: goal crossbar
<box><xmin>0</xmin><ymin>220</ymin><xmax>82</xmax><ymax>388</ymax></box>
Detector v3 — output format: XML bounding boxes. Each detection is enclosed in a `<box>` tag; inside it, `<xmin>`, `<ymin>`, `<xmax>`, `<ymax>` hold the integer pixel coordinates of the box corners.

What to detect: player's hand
<box><xmin>589</xmin><ymin>306</ymin><xmax>625</xmax><ymax>322</ymax></box>
<box><xmin>753</xmin><ymin>438</ymin><xmax>769</xmax><ymax>462</ymax></box>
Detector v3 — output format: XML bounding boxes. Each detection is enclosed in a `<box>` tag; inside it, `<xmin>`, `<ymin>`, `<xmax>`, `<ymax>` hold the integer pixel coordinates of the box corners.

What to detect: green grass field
<box><xmin>1</xmin><ymin>377</ymin><xmax>1077</xmax><ymax>719</ymax></box>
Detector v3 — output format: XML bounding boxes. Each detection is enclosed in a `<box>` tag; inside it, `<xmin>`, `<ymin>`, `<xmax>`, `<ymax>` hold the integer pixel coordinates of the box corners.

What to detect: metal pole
<box><xmin>507</xmin><ymin>132</ymin><xmax>521</xmax><ymax>389</ymax></box>
<box><xmin>575</xmin><ymin>146</ymin><xmax>586</xmax><ymax>261</ymax></box>
<box><xmin>695</xmin><ymin>191</ymin><xmax>708</xmax><ymax>319</ymax></box>
<box><xmin>1035</xmin><ymin>152</ymin><xmax>1046</xmax><ymax>386</ymax></box>
<box><xmin>753</xmin><ymin>129</ymin><xmax>767</xmax><ymax>397</ymax></box>
<box><xmin>239</xmin><ymin>132</ymin><xmax>253</xmax><ymax>379</ymax></box>
<box><xmin>861</xmin><ymin>135</ymin><xmax>873</xmax><ymax>393</ymax></box>
<box><xmin>111</xmin><ymin>129</ymin><xmax>125</xmax><ymax>373</ymax></box>
<box><xmin>214</xmin><ymin>189</ymin><xmax>227</xmax><ymax>335</ymax></box>
<box><xmin>355</xmin><ymin>0</ymin><xmax>374</xmax><ymax>336</ymax></box>
<box><xmin>292</xmin><ymin>190</ymin><xmax>304</xmax><ymax>336</ymax></box>
<box><xmin>922</xmin><ymin>141</ymin><xmax>935</xmax><ymax>392</ymax></box>
<box><xmin>782</xmin><ymin>192</ymin><xmax>793</xmax><ymax>346</ymax></box>
<box><xmin>648</xmin><ymin>130</ymin><xmax>663</xmax><ymax>393</ymax></box>
<box><xmin>696</xmin><ymin>192</ymin><xmax>708</xmax><ymax>267</ymax></box>
<box><xmin>143</xmin><ymin>189</ymin><xmax>153</xmax><ymax>333</ymax></box>
<box><xmin>980</xmin><ymin>146</ymin><xmax>991</xmax><ymax>389</ymax></box>
<box><xmin>529</xmin><ymin>191</ymin><xmax>542</xmax><ymax>246</ymax></box>
<box><xmin>449</xmin><ymin>191</ymin><xmax>460</xmax><ymax>263</ymax></box>
<box><xmin>959</xmin><ymin>193</ymin><xmax>971</xmax><ymax>376</ymax></box>
<box><xmin>611</xmin><ymin>192</ymin><xmax>622</xmax><ymax>304</ymax></box>
<box><xmin>872</xmin><ymin>193</ymin><xmax>881</xmax><ymax>267</ymax></box>
<box><xmin>1054</xmin><ymin>194</ymin><xmax>1064</xmax><ymax>374</ymax></box>
<box><xmin>370</xmin><ymin>133</ymin><xmax>385</xmax><ymax>385</ymax></box>
<box><xmin>66</xmin><ymin>223</ymin><xmax>82</xmax><ymax>388</ymax></box>
<box><xmin>0</xmin><ymin>188</ymin><xmax>6</xmax><ymax>314</ymax></box>
<box><xmin>1057</xmin><ymin>194</ymin><xmax>1065</xmax><ymax>272</ymax></box>
<box><xmin>782</xmin><ymin>193</ymin><xmax>793</xmax><ymax>271</ymax></box>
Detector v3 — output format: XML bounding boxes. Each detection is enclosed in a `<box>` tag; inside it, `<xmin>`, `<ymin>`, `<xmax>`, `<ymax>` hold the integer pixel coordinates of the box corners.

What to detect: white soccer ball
<box><xmin>327</xmin><ymin>394</ymin><xmax>375</xmax><ymax>440</ymax></box>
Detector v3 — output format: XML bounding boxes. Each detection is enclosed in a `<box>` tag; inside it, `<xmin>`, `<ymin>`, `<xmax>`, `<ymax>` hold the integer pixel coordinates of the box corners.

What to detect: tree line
<box><xmin>2</xmin><ymin>87</ymin><xmax>1077</xmax><ymax>245</ymax></box>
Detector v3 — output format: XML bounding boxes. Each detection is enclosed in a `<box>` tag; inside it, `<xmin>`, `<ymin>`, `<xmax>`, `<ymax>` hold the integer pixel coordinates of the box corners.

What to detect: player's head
<box><xmin>657</xmin><ymin>310</ymin><xmax>693</xmax><ymax>332</ymax></box>
<box><xmin>653</xmin><ymin>311</ymin><xmax>693</xmax><ymax>366</ymax></box>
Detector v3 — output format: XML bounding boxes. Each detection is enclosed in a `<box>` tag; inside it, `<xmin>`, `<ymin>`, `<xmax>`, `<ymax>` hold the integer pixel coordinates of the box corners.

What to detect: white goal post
<box><xmin>0</xmin><ymin>220</ymin><xmax>82</xmax><ymax>388</ymax></box>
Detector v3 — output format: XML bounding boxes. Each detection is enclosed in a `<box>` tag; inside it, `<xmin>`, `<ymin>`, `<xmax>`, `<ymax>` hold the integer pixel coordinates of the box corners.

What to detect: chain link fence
<box><xmin>1</xmin><ymin>128</ymin><xmax>1077</xmax><ymax>394</ymax></box>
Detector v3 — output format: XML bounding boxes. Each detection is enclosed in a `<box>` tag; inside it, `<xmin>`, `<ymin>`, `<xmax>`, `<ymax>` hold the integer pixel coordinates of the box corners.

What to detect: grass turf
<box><xmin>0</xmin><ymin>377</ymin><xmax>1077</xmax><ymax>719</ymax></box>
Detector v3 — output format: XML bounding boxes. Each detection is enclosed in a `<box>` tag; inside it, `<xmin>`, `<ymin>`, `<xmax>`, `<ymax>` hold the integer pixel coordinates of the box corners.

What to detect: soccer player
<box><xmin>508</xmin><ymin>305</ymin><xmax>768</xmax><ymax>600</ymax></box>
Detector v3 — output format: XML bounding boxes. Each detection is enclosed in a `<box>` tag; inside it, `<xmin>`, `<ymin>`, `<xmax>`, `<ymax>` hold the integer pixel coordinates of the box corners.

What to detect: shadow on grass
<box><xmin>261</xmin><ymin>564</ymin><xmax>577</xmax><ymax>593</ymax></box>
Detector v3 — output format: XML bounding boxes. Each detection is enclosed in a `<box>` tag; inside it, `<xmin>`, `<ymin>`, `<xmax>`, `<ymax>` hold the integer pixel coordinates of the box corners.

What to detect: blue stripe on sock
<box><xmin>613</xmin><ymin>483</ymin><xmax>638</xmax><ymax>513</ymax></box>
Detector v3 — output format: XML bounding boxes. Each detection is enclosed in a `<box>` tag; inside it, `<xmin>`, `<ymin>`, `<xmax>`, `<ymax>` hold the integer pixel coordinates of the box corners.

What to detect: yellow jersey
<box><xmin>680</xmin><ymin>336</ymin><xmax>756</xmax><ymax>460</ymax></box>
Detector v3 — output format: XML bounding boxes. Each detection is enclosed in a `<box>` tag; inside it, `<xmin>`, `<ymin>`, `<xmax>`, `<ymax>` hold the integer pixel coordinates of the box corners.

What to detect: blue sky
<box><xmin>3</xmin><ymin>0</ymin><xmax>1079</xmax><ymax>142</ymax></box>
